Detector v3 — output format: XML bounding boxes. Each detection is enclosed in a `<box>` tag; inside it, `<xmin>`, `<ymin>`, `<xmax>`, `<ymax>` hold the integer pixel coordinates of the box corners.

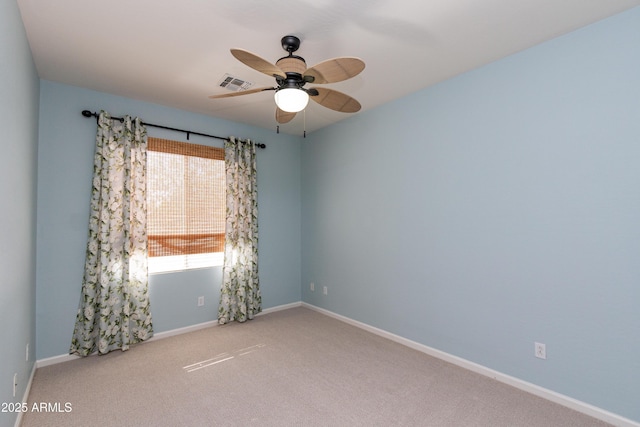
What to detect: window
<box><xmin>147</xmin><ymin>137</ymin><xmax>225</xmax><ymax>273</ymax></box>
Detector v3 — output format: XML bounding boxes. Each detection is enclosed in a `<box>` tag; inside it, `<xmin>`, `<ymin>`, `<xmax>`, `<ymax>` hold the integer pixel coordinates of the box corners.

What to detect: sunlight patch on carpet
<box><xmin>183</xmin><ymin>344</ymin><xmax>267</xmax><ymax>373</ymax></box>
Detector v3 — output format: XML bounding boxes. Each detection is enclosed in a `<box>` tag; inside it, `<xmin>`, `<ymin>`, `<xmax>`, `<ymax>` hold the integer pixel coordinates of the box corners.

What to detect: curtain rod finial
<box><xmin>82</xmin><ymin>110</ymin><xmax>94</xmax><ymax>118</ymax></box>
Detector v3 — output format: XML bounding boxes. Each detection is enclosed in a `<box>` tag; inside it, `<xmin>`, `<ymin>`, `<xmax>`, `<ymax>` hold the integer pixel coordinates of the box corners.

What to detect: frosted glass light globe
<box><xmin>274</xmin><ymin>88</ymin><xmax>309</xmax><ymax>113</ymax></box>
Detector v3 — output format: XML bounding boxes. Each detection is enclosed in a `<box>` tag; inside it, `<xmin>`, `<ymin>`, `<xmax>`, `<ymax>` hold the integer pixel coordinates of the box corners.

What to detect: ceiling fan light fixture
<box><xmin>274</xmin><ymin>88</ymin><xmax>309</xmax><ymax>113</ymax></box>
<box><xmin>211</xmin><ymin>36</ymin><xmax>364</xmax><ymax>123</ymax></box>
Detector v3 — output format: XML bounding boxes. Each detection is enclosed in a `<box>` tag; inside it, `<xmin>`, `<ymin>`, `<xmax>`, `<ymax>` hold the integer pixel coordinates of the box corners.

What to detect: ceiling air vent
<box><xmin>218</xmin><ymin>74</ymin><xmax>253</xmax><ymax>92</ymax></box>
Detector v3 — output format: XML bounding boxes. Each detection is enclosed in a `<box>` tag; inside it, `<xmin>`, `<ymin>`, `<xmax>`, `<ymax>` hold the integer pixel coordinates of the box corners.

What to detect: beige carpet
<box><xmin>22</xmin><ymin>307</ymin><xmax>611</xmax><ymax>427</ymax></box>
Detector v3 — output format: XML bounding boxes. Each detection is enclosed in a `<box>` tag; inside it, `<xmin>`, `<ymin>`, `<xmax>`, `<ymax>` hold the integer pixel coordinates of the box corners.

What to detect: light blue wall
<box><xmin>36</xmin><ymin>81</ymin><xmax>302</xmax><ymax>359</ymax></box>
<box><xmin>302</xmin><ymin>7</ymin><xmax>640</xmax><ymax>423</ymax></box>
<box><xmin>0</xmin><ymin>1</ymin><xmax>39</xmax><ymax>426</ymax></box>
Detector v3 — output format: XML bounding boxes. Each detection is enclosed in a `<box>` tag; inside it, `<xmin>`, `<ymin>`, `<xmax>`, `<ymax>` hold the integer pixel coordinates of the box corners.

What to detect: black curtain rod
<box><xmin>81</xmin><ymin>110</ymin><xmax>266</xmax><ymax>149</ymax></box>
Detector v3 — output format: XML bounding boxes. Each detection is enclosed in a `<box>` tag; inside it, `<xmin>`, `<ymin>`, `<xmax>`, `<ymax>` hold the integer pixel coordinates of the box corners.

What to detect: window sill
<box><xmin>148</xmin><ymin>252</ymin><xmax>223</xmax><ymax>274</ymax></box>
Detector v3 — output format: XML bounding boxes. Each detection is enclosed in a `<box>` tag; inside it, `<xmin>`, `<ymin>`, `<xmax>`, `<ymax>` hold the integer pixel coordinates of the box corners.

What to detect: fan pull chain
<box><xmin>303</xmin><ymin>109</ymin><xmax>306</xmax><ymax>138</ymax></box>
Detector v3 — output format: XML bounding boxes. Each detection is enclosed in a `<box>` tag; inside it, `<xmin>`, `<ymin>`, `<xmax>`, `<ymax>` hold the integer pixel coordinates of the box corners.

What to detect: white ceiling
<box><xmin>17</xmin><ymin>0</ymin><xmax>640</xmax><ymax>136</ymax></box>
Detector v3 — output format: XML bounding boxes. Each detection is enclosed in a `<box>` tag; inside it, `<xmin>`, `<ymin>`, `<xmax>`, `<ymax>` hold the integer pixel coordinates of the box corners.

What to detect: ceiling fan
<box><xmin>209</xmin><ymin>35</ymin><xmax>365</xmax><ymax>125</ymax></box>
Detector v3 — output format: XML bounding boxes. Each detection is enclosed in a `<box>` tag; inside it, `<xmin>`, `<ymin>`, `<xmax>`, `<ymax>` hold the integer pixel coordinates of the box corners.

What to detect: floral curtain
<box><xmin>70</xmin><ymin>111</ymin><xmax>153</xmax><ymax>356</ymax></box>
<box><xmin>218</xmin><ymin>137</ymin><xmax>261</xmax><ymax>324</ymax></box>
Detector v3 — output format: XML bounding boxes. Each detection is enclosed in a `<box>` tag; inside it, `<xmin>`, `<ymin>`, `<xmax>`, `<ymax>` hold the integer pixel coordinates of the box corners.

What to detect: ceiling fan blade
<box><xmin>209</xmin><ymin>86</ymin><xmax>274</xmax><ymax>99</ymax></box>
<box><xmin>304</xmin><ymin>57</ymin><xmax>365</xmax><ymax>84</ymax></box>
<box><xmin>276</xmin><ymin>108</ymin><xmax>296</xmax><ymax>124</ymax></box>
<box><xmin>309</xmin><ymin>87</ymin><xmax>361</xmax><ymax>113</ymax></box>
<box><xmin>231</xmin><ymin>49</ymin><xmax>286</xmax><ymax>79</ymax></box>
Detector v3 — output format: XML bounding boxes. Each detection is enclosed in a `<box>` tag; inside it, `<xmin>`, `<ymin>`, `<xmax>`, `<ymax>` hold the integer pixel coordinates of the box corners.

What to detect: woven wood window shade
<box><xmin>147</xmin><ymin>137</ymin><xmax>225</xmax><ymax>258</ymax></box>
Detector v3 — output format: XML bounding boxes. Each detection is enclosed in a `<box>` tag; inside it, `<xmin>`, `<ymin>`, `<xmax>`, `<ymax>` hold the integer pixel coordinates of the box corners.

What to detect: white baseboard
<box><xmin>36</xmin><ymin>353</ymin><xmax>82</xmax><ymax>368</ymax></box>
<box><xmin>35</xmin><ymin>301</ymin><xmax>303</xmax><ymax>368</ymax></box>
<box><xmin>14</xmin><ymin>362</ymin><xmax>36</xmax><ymax>427</ymax></box>
<box><xmin>150</xmin><ymin>319</ymin><xmax>219</xmax><ymax>341</ymax></box>
<box><xmin>301</xmin><ymin>303</ymin><xmax>639</xmax><ymax>427</ymax></box>
<box><xmin>260</xmin><ymin>301</ymin><xmax>302</xmax><ymax>314</ymax></box>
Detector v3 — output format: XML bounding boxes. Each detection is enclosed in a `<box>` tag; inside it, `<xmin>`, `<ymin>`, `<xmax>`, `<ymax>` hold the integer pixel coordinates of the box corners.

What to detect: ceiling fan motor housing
<box><xmin>276</xmin><ymin>56</ymin><xmax>306</xmax><ymax>75</ymax></box>
<box><xmin>276</xmin><ymin>55</ymin><xmax>308</xmax><ymax>90</ymax></box>
<box><xmin>278</xmin><ymin>35</ymin><xmax>309</xmax><ymax>87</ymax></box>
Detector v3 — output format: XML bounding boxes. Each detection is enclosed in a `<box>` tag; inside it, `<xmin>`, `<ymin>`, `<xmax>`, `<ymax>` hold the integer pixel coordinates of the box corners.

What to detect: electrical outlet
<box><xmin>310</xmin><ymin>282</ymin><xmax>315</xmax><ymax>292</ymax></box>
<box><xmin>323</xmin><ymin>286</ymin><xmax>328</xmax><ymax>295</ymax></box>
<box><xmin>13</xmin><ymin>373</ymin><xmax>17</xmax><ymax>397</ymax></box>
<box><xmin>535</xmin><ymin>342</ymin><xmax>546</xmax><ymax>359</ymax></box>
<box><xmin>197</xmin><ymin>296</ymin><xmax>205</xmax><ymax>307</ymax></box>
